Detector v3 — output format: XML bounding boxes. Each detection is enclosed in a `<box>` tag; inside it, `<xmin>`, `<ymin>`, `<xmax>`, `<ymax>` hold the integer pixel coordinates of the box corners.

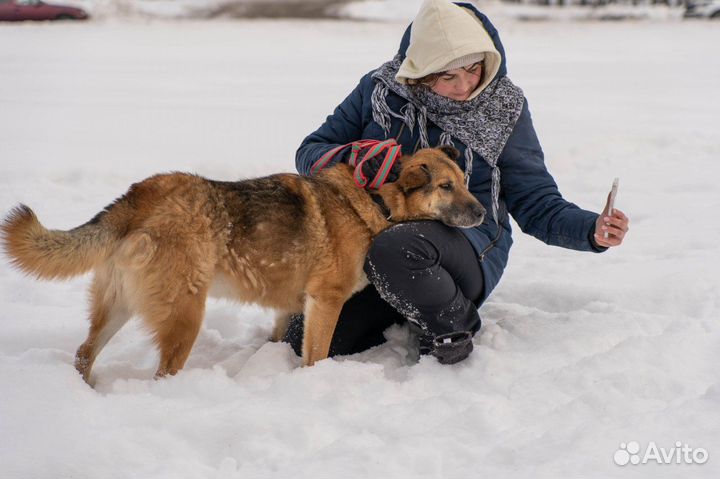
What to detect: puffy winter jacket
<box><xmin>296</xmin><ymin>3</ymin><xmax>604</xmax><ymax>303</ymax></box>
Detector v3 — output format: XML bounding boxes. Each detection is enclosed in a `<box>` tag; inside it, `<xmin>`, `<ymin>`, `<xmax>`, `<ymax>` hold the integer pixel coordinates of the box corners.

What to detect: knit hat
<box><xmin>437</xmin><ymin>52</ymin><xmax>485</xmax><ymax>72</ymax></box>
<box><xmin>395</xmin><ymin>0</ymin><xmax>502</xmax><ymax>100</ymax></box>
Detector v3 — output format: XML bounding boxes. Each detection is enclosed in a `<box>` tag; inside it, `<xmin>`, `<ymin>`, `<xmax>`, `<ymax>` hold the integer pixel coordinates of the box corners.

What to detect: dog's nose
<box><xmin>472</xmin><ymin>204</ymin><xmax>486</xmax><ymax>219</ymax></box>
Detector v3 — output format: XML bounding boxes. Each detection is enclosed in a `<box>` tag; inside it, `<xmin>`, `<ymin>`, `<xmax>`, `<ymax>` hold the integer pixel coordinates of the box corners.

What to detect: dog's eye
<box><xmin>439</xmin><ymin>183</ymin><xmax>454</xmax><ymax>191</ymax></box>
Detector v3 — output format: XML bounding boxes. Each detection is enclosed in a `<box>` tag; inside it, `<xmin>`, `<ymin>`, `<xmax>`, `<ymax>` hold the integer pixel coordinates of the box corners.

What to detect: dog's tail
<box><xmin>1</xmin><ymin>204</ymin><xmax>120</xmax><ymax>280</ymax></box>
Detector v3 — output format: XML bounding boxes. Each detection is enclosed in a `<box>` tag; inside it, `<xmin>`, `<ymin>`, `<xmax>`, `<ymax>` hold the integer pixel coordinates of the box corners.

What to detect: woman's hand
<box><xmin>593</xmin><ymin>193</ymin><xmax>629</xmax><ymax>248</ymax></box>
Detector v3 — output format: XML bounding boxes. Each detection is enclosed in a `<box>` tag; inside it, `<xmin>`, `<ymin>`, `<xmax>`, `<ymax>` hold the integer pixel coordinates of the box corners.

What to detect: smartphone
<box><xmin>604</xmin><ymin>177</ymin><xmax>619</xmax><ymax>239</ymax></box>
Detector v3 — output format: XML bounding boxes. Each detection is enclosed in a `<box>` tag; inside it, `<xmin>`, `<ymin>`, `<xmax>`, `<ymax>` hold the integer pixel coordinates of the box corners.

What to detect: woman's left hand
<box><xmin>593</xmin><ymin>194</ymin><xmax>630</xmax><ymax>248</ymax></box>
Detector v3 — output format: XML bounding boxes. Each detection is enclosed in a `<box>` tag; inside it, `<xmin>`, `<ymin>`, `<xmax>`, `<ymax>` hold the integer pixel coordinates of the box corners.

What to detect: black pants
<box><xmin>284</xmin><ymin>221</ymin><xmax>484</xmax><ymax>357</ymax></box>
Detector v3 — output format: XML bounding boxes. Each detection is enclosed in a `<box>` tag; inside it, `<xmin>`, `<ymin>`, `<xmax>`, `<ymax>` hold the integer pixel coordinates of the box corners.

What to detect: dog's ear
<box><xmin>401</xmin><ymin>164</ymin><xmax>432</xmax><ymax>193</ymax></box>
<box><xmin>438</xmin><ymin>145</ymin><xmax>460</xmax><ymax>161</ymax></box>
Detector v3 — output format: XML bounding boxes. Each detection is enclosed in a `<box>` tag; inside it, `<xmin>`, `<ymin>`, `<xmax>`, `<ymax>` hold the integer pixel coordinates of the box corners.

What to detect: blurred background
<box><xmin>1</xmin><ymin>0</ymin><xmax>719</xmax><ymax>22</ymax></box>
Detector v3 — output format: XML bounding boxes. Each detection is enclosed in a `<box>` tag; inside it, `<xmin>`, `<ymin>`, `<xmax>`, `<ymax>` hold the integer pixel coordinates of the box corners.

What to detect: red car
<box><xmin>0</xmin><ymin>0</ymin><xmax>89</xmax><ymax>21</ymax></box>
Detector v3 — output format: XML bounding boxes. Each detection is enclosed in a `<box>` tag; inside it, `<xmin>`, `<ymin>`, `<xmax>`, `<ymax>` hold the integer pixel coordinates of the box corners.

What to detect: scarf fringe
<box><xmin>463</xmin><ymin>148</ymin><xmax>474</xmax><ymax>188</ymax></box>
<box><xmin>417</xmin><ymin>106</ymin><xmax>430</xmax><ymax>149</ymax></box>
<box><xmin>371</xmin><ymin>82</ymin><xmax>393</xmax><ymax>137</ymax></box>
<box><xmin>439</xmin><ymin>131</ymin><xmax>453</xmax><ymax>147</ymax></box>
<box><xmin>400</xmin><ymin>103</ymin><xmax>416</xmax><ymax>134</ymax></box>
<box><xmin>491</xmin><ymin>166</ymin><xmax>500</xmax><ymax>224</ymax></box>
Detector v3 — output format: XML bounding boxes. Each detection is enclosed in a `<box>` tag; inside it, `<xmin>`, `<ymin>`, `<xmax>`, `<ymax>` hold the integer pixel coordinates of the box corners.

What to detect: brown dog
<box><xmin>1</xmin><ymin>146</ymin><xmax>485</xmax><ymax>384</ymax></box>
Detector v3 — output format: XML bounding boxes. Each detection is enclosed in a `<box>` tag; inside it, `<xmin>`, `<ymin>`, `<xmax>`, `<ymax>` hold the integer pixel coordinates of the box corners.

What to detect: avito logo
<box><xmin>614</xmin><ymin>441</ymin><xmax>709</xmax><ymax>466</ymax></box>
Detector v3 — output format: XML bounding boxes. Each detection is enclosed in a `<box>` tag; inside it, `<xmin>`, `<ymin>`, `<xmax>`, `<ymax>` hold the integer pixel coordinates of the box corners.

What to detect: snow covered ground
<box><xmin>1</xmin><ymin>13</ymin><xmax>719</xmax><ymax>478</ymax></box>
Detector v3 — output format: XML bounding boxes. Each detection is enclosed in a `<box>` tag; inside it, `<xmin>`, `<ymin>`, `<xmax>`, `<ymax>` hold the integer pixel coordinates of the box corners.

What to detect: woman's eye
<box><xmin>440</xmin><ymin>75</ymin><xmax>455</xmax><ymax>81</ymax></box>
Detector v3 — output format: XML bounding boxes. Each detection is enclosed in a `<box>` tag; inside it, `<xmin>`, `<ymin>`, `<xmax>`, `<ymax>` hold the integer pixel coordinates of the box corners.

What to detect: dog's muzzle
<box><xmin>443</xmin><ymin>201</ymin><xmax>485</xmax><ymax>228</ymax></box>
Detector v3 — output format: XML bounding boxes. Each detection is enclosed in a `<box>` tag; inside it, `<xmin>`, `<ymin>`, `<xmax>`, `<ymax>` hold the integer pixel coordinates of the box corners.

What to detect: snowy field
<box><xmin>1</xmin><ymin>14</ymin><xmax>719</xmax><ymax>478</ymax></box>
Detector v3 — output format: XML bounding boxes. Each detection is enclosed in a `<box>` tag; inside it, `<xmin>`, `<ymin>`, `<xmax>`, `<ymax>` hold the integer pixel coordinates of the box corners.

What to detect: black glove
<box><xmin>419</xmin><ymin>331</ymin><xmax>474</xmax><ymax>365</ymax></box>
<box><xmin>344</xmin><ymin>141</ymin><xmax>402</xmax><ymax>190</ymax></box>
<box><xmin>358</xmin><ymin>148</ymin><xmax>401</xmax><ymax>187</ymax></box>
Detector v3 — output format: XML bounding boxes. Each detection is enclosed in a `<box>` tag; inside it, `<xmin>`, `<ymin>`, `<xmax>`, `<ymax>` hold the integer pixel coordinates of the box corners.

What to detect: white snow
<box><xmin>1</xmin><ymin>13</ymin><xmax>719</xmax><ymax>477</ymax></box>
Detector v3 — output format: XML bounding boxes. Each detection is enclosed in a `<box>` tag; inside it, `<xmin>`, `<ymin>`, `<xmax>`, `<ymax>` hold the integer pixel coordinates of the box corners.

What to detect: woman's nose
<box><xmin>457</xmin><ymin>72</ymin><xmax>475</xmax><ymax>91</ymax></box>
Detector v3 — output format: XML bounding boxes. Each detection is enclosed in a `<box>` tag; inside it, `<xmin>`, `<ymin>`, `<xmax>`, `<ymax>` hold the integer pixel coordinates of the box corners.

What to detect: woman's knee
<box><xmin>365</xmin><ymin>222</ymin><xmax>440</xmax><ymax>275</ymax></box>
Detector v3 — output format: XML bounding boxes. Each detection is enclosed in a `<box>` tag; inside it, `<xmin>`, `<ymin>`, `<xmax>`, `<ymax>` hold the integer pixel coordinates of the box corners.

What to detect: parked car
<box><xmin>684</xmin><ymin>0</ymin><xmax>720</xmax><ymax>18</ymax></box>
<box><xmin>0</xmin><ymin>0</ymin><xmax>88</xmax><ymax>21</ymax></box>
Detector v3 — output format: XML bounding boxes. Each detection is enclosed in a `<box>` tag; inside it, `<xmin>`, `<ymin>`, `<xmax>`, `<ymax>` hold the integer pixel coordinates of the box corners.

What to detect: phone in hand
<box><xmin>604</xmin><ymin>177</ymin><xmax>619</xmax><ymax>239</ymax></box>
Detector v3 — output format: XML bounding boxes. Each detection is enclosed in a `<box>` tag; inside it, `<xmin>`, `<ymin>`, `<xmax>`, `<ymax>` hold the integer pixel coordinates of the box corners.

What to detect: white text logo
<box><xmin>614</xmin><ymin>441</ymin><xmax>709</xmax><ymax>466</ymax></box>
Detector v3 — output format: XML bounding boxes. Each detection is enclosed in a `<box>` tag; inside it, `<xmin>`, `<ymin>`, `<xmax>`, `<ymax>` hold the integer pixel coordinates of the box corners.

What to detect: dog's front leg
<box><xmin>301</xmin><ymin>294</ymin><xmax>345</xmax><ymax>367</ymax></box>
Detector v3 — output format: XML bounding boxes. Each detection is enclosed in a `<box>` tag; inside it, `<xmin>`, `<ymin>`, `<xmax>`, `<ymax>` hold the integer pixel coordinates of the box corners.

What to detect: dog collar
<box><xmin>370</xmin><ymin>193</ymin><xmax>392</xmax><ymax>220</ymax></box>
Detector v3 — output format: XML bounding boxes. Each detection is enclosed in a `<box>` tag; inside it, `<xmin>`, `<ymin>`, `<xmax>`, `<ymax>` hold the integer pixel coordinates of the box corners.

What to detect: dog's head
<box><xmin>381</xmin><ymin>146</ymin><xmax>486</xmax><ymax>228</ymax></box>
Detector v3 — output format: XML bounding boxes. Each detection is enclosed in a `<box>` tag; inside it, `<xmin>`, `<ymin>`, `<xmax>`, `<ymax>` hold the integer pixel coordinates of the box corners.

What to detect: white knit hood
<box><xmin>395</xmin><ymin>0</ymin><xmax>502</xmax><ymax>100</ymax></box>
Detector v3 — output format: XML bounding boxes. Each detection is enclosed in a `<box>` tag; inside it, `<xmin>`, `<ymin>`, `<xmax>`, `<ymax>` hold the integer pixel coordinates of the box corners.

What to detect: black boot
<box><xmin>419</xmin><ymin>330</ymin><xmax>474</xmax><ymax>365</ymax></box>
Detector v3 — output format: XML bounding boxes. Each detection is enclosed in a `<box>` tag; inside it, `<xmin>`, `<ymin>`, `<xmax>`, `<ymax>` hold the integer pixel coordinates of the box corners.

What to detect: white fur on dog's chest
<box><xmin>352</xmin><ymin>271</ymin><xmax>369</xmax><ymax>295</ymax></box>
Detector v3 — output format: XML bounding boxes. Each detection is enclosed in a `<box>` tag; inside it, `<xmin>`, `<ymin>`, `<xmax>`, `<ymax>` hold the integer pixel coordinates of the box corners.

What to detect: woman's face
<box><xmin>430</xmin><ymin>62</ymin><xmax>483</xmax><ymax>101</ymax></box>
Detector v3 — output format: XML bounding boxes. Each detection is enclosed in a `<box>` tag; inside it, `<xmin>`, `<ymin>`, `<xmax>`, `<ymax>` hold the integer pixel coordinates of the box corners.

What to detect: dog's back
<box><xmin>206</xmin><ymin>169</ymin><xmax>384</xmax><ymax>310</ymax></box>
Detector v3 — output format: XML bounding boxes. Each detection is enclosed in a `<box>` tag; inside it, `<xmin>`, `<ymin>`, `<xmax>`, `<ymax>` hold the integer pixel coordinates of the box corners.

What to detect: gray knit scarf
<box><xmin>371</xmin><ymin>55</ymin><xmax>525</xmax><ymax>223</ymax></box>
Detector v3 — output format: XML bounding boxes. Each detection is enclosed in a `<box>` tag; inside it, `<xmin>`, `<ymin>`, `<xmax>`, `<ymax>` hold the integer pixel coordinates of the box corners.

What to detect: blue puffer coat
<box><xmin>296</xmin><ymin>4</ymin><xmax>605</xmax><ymax>303</ymax></box>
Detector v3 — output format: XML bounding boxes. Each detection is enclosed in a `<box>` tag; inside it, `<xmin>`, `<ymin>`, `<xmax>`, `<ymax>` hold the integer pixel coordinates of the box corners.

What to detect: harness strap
<box><xmin>311</xmin><ymin>139</ymin><xmax>402</xmax><ymax>190</ymax></box>
<box><xmin>310</xmin><ymin>143</ymin><xmax>352</xmax><ymax>176</ymax></box>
